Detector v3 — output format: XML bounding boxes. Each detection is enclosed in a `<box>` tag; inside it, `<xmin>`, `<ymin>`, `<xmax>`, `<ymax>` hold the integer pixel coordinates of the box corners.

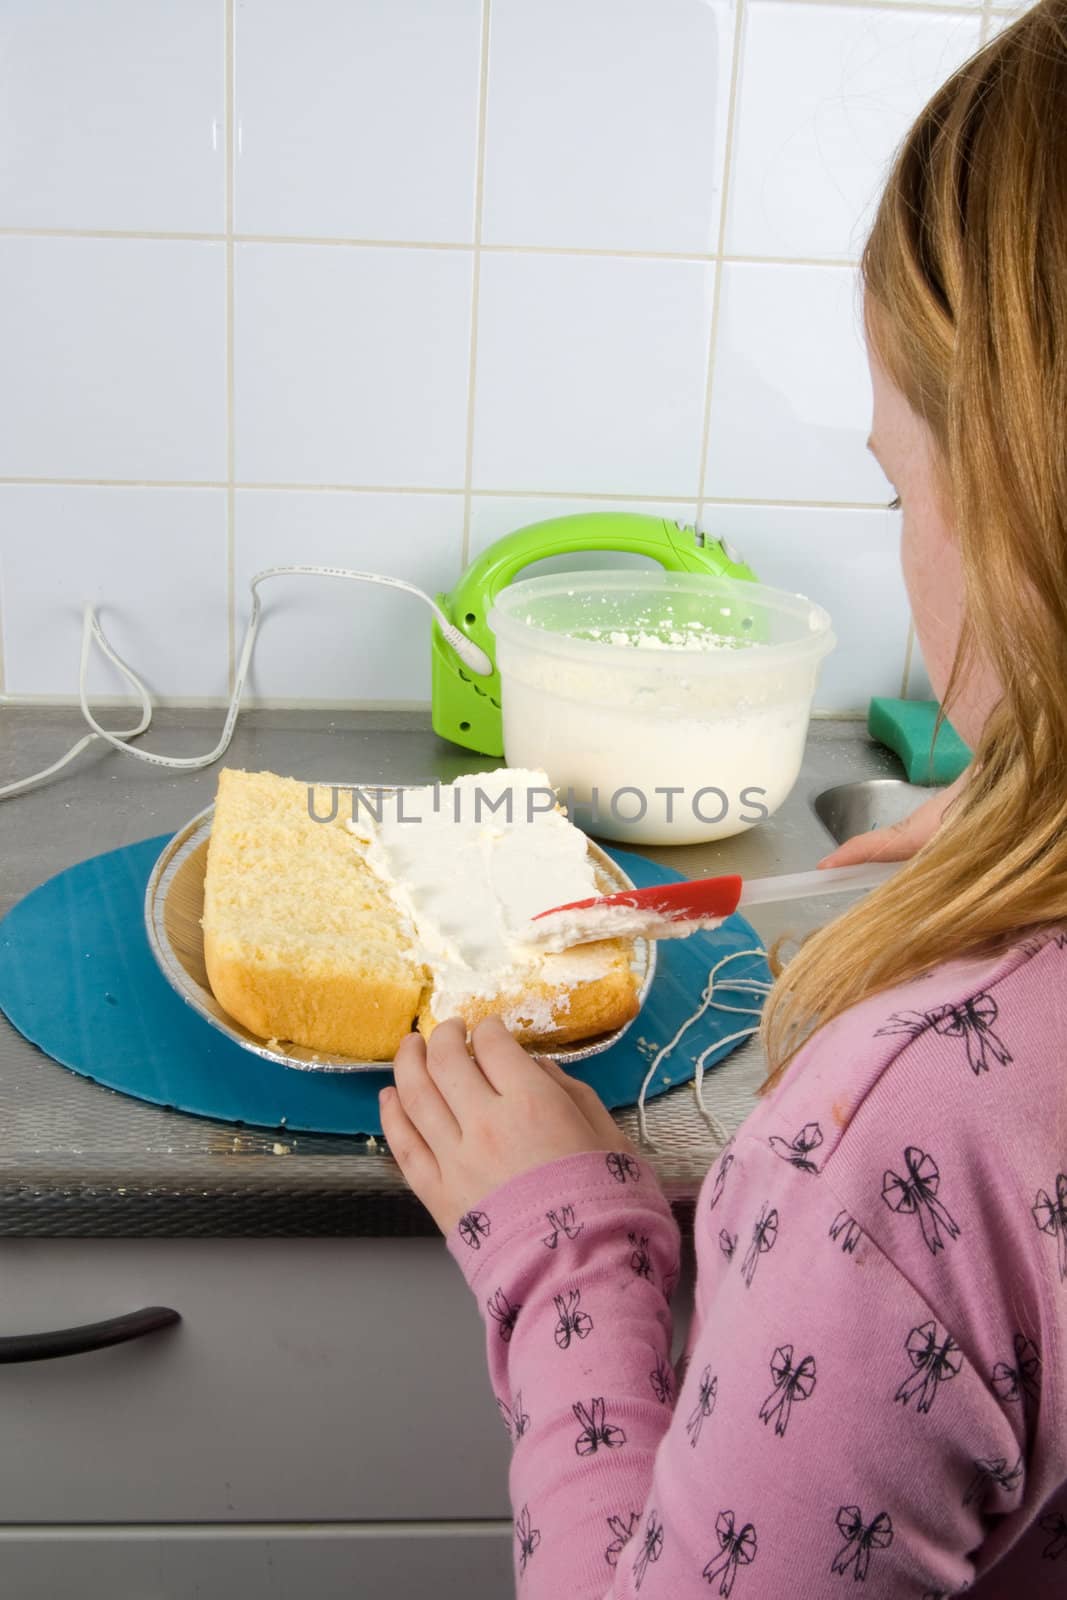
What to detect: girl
<box><xmin>379</xmin><ymin>6</ymin><xmax>1067</xmax><ymax>1593</ymax></box>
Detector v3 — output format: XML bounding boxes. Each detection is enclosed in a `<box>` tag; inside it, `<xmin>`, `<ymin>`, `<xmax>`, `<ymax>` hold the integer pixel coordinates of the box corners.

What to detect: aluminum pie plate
<box><xmin>144</xmin><ymin>793</ymin><xmax>656</xmax><ymax>1074</ymax></box>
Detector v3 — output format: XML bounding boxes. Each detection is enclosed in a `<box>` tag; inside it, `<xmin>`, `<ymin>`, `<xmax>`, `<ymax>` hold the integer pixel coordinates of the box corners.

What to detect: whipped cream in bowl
<box><xmin>489</xmin><ymin>569</ymin><xmax>834</xmax><ymax>846</ymax></box>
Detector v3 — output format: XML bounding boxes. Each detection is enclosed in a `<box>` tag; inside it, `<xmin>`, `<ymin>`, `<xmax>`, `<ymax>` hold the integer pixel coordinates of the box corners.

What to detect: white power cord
<box><xmin>634</xmin><ymin>947</ymin><xmax>772</xmax><ymax>1152</ymax></box>
<box><xmin>0</xmin><ymin>564</ymin><xmax>494</xmax><ymax>802</ymax></box>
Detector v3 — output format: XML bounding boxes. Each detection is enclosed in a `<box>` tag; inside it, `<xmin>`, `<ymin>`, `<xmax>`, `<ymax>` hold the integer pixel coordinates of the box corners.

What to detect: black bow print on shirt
<box><xmin>649</xmin><ymin>1352</ymin><xmax>674</xmax><ymax>1405</ymax></box>
<box><xmin>458</xmin><ymin>1209</ymin><xmax>491</xmax><ymax>1250</ymax></box>
<box><xmin>830</xmin><ymin>1210</ymin><xmax>863</xmax><ymax>1255</ymax></box>
<box><xmin>685</xmin><ymin>1364</ymin><xmax>718</xmax><ymax>1447</ymax></box>
<box><xmin>487</xmin><ymin>1287</ymin><xmax>521</xmax><ymax>1343</ymax></box>
<box><xmin>759</xmin><ymin>1345</ymin><xmax>816</xmax><ymax>1438</ymax></box>
<box><xmin>605</xmin><ymin>1510</ymin><xmax>640</xmax><ymax>1568</ymax></box>
<box><xmin>963</xmin><ymin>1455</ymin><xmax>1023</xmax><ymax>1506</ymax></box>
<box><xmin>881</xmin><ymin>1147</ymin><xmax>961</xmax><ymax>1255</ymax></box>
<box><xmin>554</xmin><ymin>1289</ymin><xmax>593</xmax><ymax>1350</ymax></box>
<box><xmin>991</xmin><ymin>1333</ymin><xmax>1041</xmax><ymax>1409</ymax></box>
<box><xmin>632</xmin><ymin>1511</ymin><xmax>664</xmax><ymax>1591</ymax></box>
<box><xmin>894</xmin><ymin>1321</ymin><xmax>962</xmax><ymax>1414</ymax></box>
<box><xmin>720</xmin><ymin>1228</ymin><xmax>737</xmax><ymax>1261</ymax></box>
<box><xmin>1032</xmin><ymin>1173</ymin><xmax>1067</xmax><ymax>1282</ymax></box>
<box><xmin>497</xmin><ymin>1390</ymin><xmax>530</xmax><ymax>1442</ymax></box>
<box><xmin>1040</xmin><ymin>1512</ymin><xmax>1067</xmax><ymax>1560</ymax></box>
<box><xmin>741</xmin><ymin>1203</ymin><xmax>779</xmax><ymax>1287</ymax></box>
<box><xmin>606</xmin><ymin>1151</ymin><xmax>640</xmax><ymax>1184</ymax></box>
<box><xmin>709</xmin><ymin>1146</ymin><xmax>735</xmax><ymax>1211</ymax></box>
<box><xmin>573</xmin><ymin>1397</ymin><xmax>627</xmax><ymax>1456</ymax></box>
<box><xmin>516</xmin><ymin>1504</ymin><xmax>541</xmax><ymax>1573</ymax></box>
<box><xmin>702</xmin><ymin>1510</ymin><xmax>757</xmax><ymax>1596</ymax></box>
<box><xmin>831</xmin><ymin>1505</ymin><xmax>893</xmax><ymax>1581</ymax></box>
<box><xmin>769</xmin><ymin>1121</ymin><xmax>823</xmax><ymax>1174</ymax></box>
<box><xmin>628</xmin><ymin>1232</ymin><xmax>654</xmax><ymax>1280</ymax></box>
<box><xmin>542</xmin><ymin>1204</ymin><xmax>583</xmax><ymax>1249</ymax></box>
<box><xmin>877</xmin><ymin>993</ymin><xmax>1012</xmax><ymax>1076</ymax></box>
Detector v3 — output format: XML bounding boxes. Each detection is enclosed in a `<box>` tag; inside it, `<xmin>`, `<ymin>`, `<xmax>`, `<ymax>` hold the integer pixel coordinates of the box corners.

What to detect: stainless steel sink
<box><xmin>814</xmin><ymin>778</ymin><xmax>938</xmax><ymax>844</ymax></box>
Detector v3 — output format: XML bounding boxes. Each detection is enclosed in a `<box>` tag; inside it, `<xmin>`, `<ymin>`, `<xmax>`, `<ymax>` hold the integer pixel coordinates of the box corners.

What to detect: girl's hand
<box><xmin>380</xmin><ymin>1016</ymin><xmax>637</xmax><ymax>1236</ymax></box>
<box><xmin>817</xmin><ymin>767</ymin><xmax>969</xmax><ymax>868</ymax></box>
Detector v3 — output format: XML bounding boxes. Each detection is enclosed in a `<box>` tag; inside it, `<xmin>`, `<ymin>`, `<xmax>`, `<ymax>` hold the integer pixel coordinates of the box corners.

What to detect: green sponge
<box><xmin>868</xmin><ymin>697</ymin><xmax>972</xmax><ymax>785</ymax></box>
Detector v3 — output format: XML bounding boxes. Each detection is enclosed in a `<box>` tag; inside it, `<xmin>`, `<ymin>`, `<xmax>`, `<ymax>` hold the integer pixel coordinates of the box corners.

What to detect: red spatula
<box><xmin>525</xmin><ymin>861</ymin><xmax>900</xmax><ymax>946</ymax></box>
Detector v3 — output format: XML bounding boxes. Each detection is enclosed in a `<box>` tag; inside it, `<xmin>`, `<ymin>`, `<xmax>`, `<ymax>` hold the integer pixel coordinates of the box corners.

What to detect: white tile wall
<box><xmin>0</xmin><ymin>237</ymin><xmax>227</xmax><ymax>482</ymax></box>
<box><xmin>727</xmin><ymin>6</ymin><xmax>983</xmax><ymax>262</ymax></box>
<box><xmin>701</xmin><ymin>503</ymin><xmax>909</xmax><ymax>708</ymax></box>
<box><xmin>473</xmin><ymin>254</ymin><xmax>715</xmax><ymax>496</ymax></box>
<box><xmin>233</xmin><ymin>491</ymin><xmax>463</xmax><ymax>703</ymax></box>
<box><xmin>0</xmin><ymin>0</ymin><xmax>225</xmax><ymax>234</ymax></box>
<box><xmin>234</xmin><ymin>244</ymin><xmax>473</xmax><ymax>487</ymax></box>
<box><xmin>482</xmin><ymin>0</ymin><xmax>734</xmax><ymax>253</ymax></box>
<box><xmin>0</xmin><ymin>0</ymin><xmax>1006</xmax><ymax>712</ymax></box>
<box><xmin>0</xmin><ymin>486</ymin><xmax>228</xmax><ymax>697</ymax></box>
<box><xmin>729</xmin><ymin>7</ymin><xmax>979</xmax><ymax>262</ymax></box>
<box><xmin>705</xmin><ymin>262</ymin><xmax>890</xmax><ymax>505</ymax></box>
<box><xmin>234</xmin><ymin>0</ymin><xmax>482</xmax><ymax>241</ymax></box>
<box><xmin>905</xmin><ymin>629</ymin><xmax>935</xmax><ymax>701</ymax></box>
<box><xmin>468</xmin><ymin>498</ymin><xmax>697</xmax><ymax>562</ymax></box>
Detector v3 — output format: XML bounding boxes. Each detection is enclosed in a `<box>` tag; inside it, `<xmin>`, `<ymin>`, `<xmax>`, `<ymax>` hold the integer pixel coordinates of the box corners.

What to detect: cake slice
<box><xmin>202</xmin><ymin>766</ymin><xmax>640</xmax><ymax>1060</ymax></box>
<box><xmin>202</xmin><ymin>768</ymin><xmax>425</xmax><ymax>1059</ymax></box>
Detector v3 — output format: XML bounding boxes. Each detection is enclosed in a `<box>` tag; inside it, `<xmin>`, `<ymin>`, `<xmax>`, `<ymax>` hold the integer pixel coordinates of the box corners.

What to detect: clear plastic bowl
<box><xmin>489</xmin><ymin>569</ymin><xmax>835</xmax><ymax>845</ymax></box>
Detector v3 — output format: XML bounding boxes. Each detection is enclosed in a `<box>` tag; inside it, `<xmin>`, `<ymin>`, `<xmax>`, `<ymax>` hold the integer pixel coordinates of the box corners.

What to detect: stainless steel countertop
<box><xmin>0</xmin><ymin>707</ymin><xmax>901</xmax><ymax>1236</ymax></box>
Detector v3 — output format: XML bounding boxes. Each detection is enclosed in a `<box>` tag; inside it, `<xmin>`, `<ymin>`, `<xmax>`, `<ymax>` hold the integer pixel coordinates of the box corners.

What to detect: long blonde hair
<box><xmin>760</xmin><ymin>0</ymin><xmax>1067</xmax><ymax>1087</ymax></box>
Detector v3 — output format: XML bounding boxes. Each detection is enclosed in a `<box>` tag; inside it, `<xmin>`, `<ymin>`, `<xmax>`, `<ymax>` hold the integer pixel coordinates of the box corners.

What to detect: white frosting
<box><xmin>345</xmin><ymin>769</ymin><xmax>611</xmax><ymax>1019</ymax></box>
<box><xmin>523</xmin><ymin>903</ymin><xmax>727</xmax><ymax>950</ymax></box>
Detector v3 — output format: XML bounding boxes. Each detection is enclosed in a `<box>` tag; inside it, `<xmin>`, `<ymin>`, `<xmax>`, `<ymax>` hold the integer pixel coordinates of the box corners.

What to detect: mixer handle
<box><xmin>443</xmin><ymin>512</ymin><xmax>755</xmax><ymax>649</ymax></box>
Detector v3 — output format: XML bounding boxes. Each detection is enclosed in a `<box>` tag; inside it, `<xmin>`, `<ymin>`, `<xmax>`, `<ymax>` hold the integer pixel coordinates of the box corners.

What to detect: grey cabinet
<box><xmin>0</xmin><ymin>1230</ymin><xmax>693</xmax><ymax>1596</ymax></box>
<box><xmin>0</xmin><ymin>1237</ymin><xmax>514</xmax><ymax>1598</ymax></box>
<box><xmin>0</xmin><ymin>1525</ymin><xmax>514</xmax><ymax>1599</ymax></box>
<box><xmin>0</xmin><ymin>1237</ymin><xmax>511</xmax><ymax>1523</ymax></box>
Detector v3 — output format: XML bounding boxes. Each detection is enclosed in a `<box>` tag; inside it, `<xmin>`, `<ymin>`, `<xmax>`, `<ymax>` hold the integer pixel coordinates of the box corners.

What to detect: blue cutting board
<box><xmin>0</xmin><ymin>835</ymin><xmax>770</xmax><ymax>1136</ymax></box>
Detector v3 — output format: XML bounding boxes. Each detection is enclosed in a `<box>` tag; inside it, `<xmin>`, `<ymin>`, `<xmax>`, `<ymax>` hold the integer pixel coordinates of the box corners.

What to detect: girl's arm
<box><xmin>448</xmin><ymin>1146</ymin><xmax>1028</xmax><ymax>1598</ymax></box>
<box><xmin>445</xmin><ymin>1149</ymin><xmax>680</xmax><ymax>1596</ymax></box>
<box><xmin>379</xmin><ymin>1017</ymin><xmax>682</xmax><ymax>1593</ymax></box>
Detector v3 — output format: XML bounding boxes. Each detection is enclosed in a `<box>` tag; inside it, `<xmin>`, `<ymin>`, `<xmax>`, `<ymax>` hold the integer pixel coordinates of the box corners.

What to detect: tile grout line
<box><xmin>0</xmin><ymin>477</ymin><xmax>465</xmax><ymax>493</ymax></box>
<box><xmin>0</xmin><ymin>476</ymin><xmax>903</xmax><ymax>510</ymax></box>
<box><xmin>460</xmin><ymin>0</ymin><xmax>493</xmax><ymax>571</ymax></box>
<box><xmin>695</xmin><ymin>0</ymin><xmax>747</xmax><ymax>524</ymax></box>
<box><xmin>0</xmin><ymin>225</ymin><xmax>863</xmax><ymax>270</ymax></box>
<box><xmin>777</xmin><ymin>0</ymin><xmax>995</xmax><ymax>11</ymax></box>
<box><xmin>900</xmin><ymin>618</ymin><xmax>916</xmax><ymax>698</ymax></box>
<box><xmin>224</xmin><ymin>0</ymin><xmax>236</xmax><ymax>693</ymax></box>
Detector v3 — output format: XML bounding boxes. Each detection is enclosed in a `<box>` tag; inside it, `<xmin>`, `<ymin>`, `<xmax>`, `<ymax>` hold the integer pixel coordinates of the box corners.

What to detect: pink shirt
<box><xmin>447</xmin><ymin>927</ymin><xmax>1067</xmax><ymax>1596</ymax></box>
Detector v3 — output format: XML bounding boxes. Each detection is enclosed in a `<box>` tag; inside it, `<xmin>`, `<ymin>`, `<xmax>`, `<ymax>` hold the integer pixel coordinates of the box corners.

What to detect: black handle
<box><xmin>0</xmin><ymin>1305</ymin><xmax>180</xmax><ymax>1364</ymax></box>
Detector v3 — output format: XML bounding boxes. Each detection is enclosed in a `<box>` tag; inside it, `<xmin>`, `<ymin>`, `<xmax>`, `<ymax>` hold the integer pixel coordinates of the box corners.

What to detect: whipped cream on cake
<box><xmin>345</xmin><ymin>769</ymin><xmax>615</xmax><ymax>1021</ymax></box>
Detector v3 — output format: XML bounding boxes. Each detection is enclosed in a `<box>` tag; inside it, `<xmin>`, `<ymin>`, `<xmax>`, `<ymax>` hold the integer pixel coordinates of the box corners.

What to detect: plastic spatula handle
<box><xmin>738</xmin><ymin>860</ymin><xmax>900</xmax><ymax>907</ymax></box>
<box><xmin>531</xmin><ymin>860</ymin><xmax>900</xmax><ymax>930</ymax></box>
